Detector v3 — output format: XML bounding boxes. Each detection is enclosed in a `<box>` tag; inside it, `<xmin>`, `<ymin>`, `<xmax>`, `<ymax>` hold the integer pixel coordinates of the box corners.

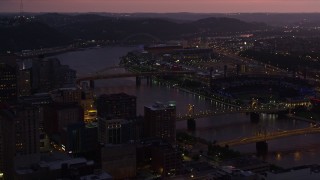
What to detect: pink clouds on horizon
<box><xmin>0</xmin><ymin>0</ymin><xmax>319</xmax><ymax>13</ymax></box>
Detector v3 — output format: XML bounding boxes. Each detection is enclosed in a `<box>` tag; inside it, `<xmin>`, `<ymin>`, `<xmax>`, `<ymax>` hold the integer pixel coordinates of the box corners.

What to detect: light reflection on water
<box><xmin>56</xmin><ymin>46</ymin><xmax>320</xmax><ymax>168</ymax></box>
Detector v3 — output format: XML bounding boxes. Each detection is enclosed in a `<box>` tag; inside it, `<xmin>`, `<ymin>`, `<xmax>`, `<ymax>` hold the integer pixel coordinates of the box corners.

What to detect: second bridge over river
<box><xmin>176</xmin><ymin>106</ymin><xmax>290</xmax><ymax>121</ymax></box>
<box><xmin>76</xmin><ymin>70</ymin><xmax>195</xmax><ymax>86</ymax></box>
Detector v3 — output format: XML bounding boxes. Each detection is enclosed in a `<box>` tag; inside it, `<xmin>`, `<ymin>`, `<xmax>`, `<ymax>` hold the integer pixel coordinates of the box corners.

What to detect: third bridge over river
<box><xmin>217</xmin><ymin>126</ymin><xmax>320</xmax><ymax>147</ymax></box>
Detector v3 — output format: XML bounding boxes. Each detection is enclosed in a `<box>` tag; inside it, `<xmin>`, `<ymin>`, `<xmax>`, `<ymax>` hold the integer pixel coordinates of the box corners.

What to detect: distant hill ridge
<box><xmin>0</xmin><ymin>13</ymin><xmax>269</xmax><ymax>52</ymax></box>
<box><xmin>0</xmin><ymin>21</ymin><xmax>71</xmax><ymax>52</ymax></box>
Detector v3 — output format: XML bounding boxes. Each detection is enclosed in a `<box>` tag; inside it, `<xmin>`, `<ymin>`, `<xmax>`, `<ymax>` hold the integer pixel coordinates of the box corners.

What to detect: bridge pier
<box><xmin>250</xmin><ymin>112</ymin><xmax>260</xmax><ymax>123</ymax></box>
<box><xmin>149</xmin><ymin>76</ymin><xmax>153</xmax><ymax>86</ymax></box>
<box><xmin>256</xmin><ymin>141</ymin><xmax>268</xmax><ymax>157</ymax></box>
<box><xmin>260</xmin><ymin>113</ymin><xmax>279</xmax><ymax>120</ymax></box>
<box><xmin>209</xmin><ymin>67</ymin><xmax>213</xmax><ymax>88</ymax></box>
<box><xmin>89</xmin><ymin>80</ymin><xmax>95</xmax><ymax>89</ymax></box>
<box><xmin>187</xmin><ymin>118</ymin><xmax>196</xmax><ymax>131</ymax></box>
<box><xmin>146</xmin><ymin>76</ymin><xmax>152</xmax><ymax>85</ymax></box>
<box><xmin>224</xmin><ymin>65</ymin><xmax>228</xmax><ymax>78</ymax></box>
<box><xmin>136</xmin><ymin>76</ymin><xmax>141</xmax><ymax>87</ymax></box>
<box><xmin>146</xmin><ymin>76</ymin><xmax>149</xmax><ymax>85</ymax></box>
<box><xmin>236</xmin><ymin>64</ymin><xmax>240</xmax><ymax>76</ymax></box>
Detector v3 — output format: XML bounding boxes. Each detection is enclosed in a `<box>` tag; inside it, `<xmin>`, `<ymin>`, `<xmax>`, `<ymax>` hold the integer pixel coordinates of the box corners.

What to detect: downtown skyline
<box><xmin>0</xmin><ymin>0</ymin><xmax>320</xmax><ymax>13</ymax></box>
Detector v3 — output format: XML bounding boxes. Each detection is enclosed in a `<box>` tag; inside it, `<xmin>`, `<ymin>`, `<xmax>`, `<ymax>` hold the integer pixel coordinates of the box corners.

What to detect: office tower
<box><xmin>31</xmin><ymin>58</ymin><xmax>76</xmax><ymax>93</ymax></box>
<box><xmin>18</xmin><ymin>93</ymin><xmax>53</xmax><ymax>152</ymax></box>
<box><xmin>43</xmin><ymin>104</ymin><xmax>84</xmax><ymax>136</ymax></box>
<box><xmin>62</xmin><ymin>122</ymin><xmax>98</xmax><ymax>155</ymax></box>
<box><xmin>81</xmin><ymin>89</ymin><xmax>96</xmax><ymax>123</ymax></box>
<box><xmin>151</xmin><ymin>143</ymin><xmax>182</xmax><ymax>176</ymax></box>
<box><xmin>50</xmin><ymin>87</ymin><xmax>82</xmax><ymax>104</ymax></box>
<box><xmin>144</xmin><ymin>102</ymin><xmax>176</xmax><ymax>142</ymax></box>
<box><xmin>14</xmin><ymin>105</ymin><xmax>41</xmax><ymax>168</ymax></box>
<box><xmin>136</xmin><ymin>139</ymin><xmax>182</xmax><ymax>177</ymax></box>
<box><xmin>0</xmin><ymin>108</ymin><xmax>15</xmax><ymax>180</ymax></box>
<box><xmin>0</xmin><ymin>56</ymin><xmax>17</xmax><ymax>104</ymax></box>
<box><xmin>101</xmin><ymin>144</ymin><xmax>136</xmax><ymax>179</ymax></box>
<box><xmin>98</xmin><ymin>118</ymin><xmax>131</xmax><ymax>145</ymax></box>
<box><xmin>97</xmin><ymin>93</ymin><xmax>136</xmax><ymax>119</ymax></box>
<box><xmin>14</xmin><ymin>105</ymin><xmax>40</xmax><ymax>156</ymax></box>
<box><xmin>17</xmin><ymin>68</ymin><xmax>31</xmax><ymax>97</ymax></box>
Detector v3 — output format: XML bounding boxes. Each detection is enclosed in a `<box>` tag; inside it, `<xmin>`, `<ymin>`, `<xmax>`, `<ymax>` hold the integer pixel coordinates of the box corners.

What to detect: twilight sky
<box><xmin>0</xmin><ymin>0</ymin><xmax>319</xmax><ymax>13</ymax></box>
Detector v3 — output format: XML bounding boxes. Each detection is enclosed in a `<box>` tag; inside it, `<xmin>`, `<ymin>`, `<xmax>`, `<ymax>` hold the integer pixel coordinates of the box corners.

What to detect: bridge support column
<box><xmin>187</xmin><ymin>118</ymin><xmax>196</xmax><ymax>131</ymax></box>
<box><xmin>149</xmin><ymin>76</ymin><xmax>153</xmax><ymax>86</ymax></box>
<box><xmin>256</xmin><ymin>141</ymin><xmax>268</xmax><ymax>157</ymax></box>
<box><xmin>250</xmin><ymin>112</ymin><xmax>260</xmax><ymax>123</ymax></box>
<box><xmin>277</xmin><ymin>111</ymin><xmax>288</xmax><ymax>119</ymax></box>
<box><xmin>224</xmin><ymin>65</ymin><xmax>227</xmax><ymax>78</ymax></box>
<box><xmin>136</xmin><ymin>76</ymin><xmax>141</xmax><ymax>87</ymax></box>
<box><xmin>146</xmin><ymin>76</ymin><xmax>149</xmax><ymax>85</ymax></box>
<box><xmin>89</xmin><ymin>80</ymin><xmax>95</xmax><ymax>89</ymax></box>
<box><xmin>209</xmin><ymin>67</ymin><xmax>213</xmax><ymax>88</ymax></box>
<box><xmin>146</xmin><ymin>76</ymin><xmax>152</xmax><ymax>85</ymax></box>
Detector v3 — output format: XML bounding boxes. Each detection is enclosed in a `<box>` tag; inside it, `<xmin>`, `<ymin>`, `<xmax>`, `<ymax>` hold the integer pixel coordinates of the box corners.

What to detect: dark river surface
<box><xmin>55</xmin><ymin>46</ymin><xmax>320</xmax><ymax>168</ymax></box>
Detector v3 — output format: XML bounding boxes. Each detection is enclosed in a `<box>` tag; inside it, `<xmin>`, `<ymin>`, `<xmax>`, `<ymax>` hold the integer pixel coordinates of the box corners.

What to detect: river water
<box><xmin>55</xmin><ymin>46</ymin><xmax>320</xmax><ymax>168</ymax></box>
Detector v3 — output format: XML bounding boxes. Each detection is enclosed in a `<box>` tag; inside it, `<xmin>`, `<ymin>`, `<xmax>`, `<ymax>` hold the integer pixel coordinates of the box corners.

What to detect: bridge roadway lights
<box><xmin>250</xmin><ymin>112</ymin><xmax>260</xmax><ymax>123</ymax></box>
<box><xmin>256</xmin><ymin>141</ymin><xmax>268</xmax><ymax>157</ymax></box>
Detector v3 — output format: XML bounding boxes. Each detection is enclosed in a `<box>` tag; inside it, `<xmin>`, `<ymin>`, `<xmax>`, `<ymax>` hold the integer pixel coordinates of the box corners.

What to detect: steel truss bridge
<box><xmin>177</xmin><ymin>106</ymin><xmax>290</xmax><ymax>121</ymax></box>
<box><xmin>218</xmin><ymin>126</ymin><xmax>320</xmax><ymax>147</ymax></box>
<box><xmin>76</xmin><ymin>70</ymin><xmax>195</xmax><ymax>83</ymax></box>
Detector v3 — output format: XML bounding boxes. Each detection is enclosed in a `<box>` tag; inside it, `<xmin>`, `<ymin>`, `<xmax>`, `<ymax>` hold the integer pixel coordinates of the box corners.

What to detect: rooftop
<box><xmin>98</xmin><ymin>93</ymin><xmax>136</xmax><ymax>100</ymax></box>
<box><xmin>145</xmin><ymin>101</ymin><xmax>176</xmax><ymax>111</ymax></box>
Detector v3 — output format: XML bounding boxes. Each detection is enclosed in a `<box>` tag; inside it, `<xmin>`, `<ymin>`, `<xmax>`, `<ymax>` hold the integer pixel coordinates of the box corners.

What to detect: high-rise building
<box><xmin>101</xmin><ymin>144</ymin><xmax>136</xmax><ymax>179</ymax></box>
<box><xmin>151</xmin><ymin>143</ymin><xmax>182</xmax><ymax>176</ymax></box>
<box><xmin>50</xmin><ymin>87</ymin><xmax>82</xmax><ymax>104</ymax></box>
<box><xmin>18</xmin><ymin>93</ymin><xmax>53</xmax><ymax>152</ymax></box>
<box><xmin>0</xmin><ymin>108</ymin><xmax>15</xmax><ymax>180</ymax></box>
<box><xmin>61</xmin><ymin>122</ymin><xmax>98</xmax><ymax>155</ymax></box>
<box><xmin>136</xmin><ymin>138</ymin><xmax>182</xmax><ymax>176</ymax></box>
<box><xmin>144</xmin><ymin>102</ymin><xmax>176</xmax><ymax>142</ymax></box>
<box><xmin>81</xmin><ymin>89</ymin><xmax>96</xmax><ymax>123</ymax></box>
<box><xmin>0</xmin><ymin>55</ymin><xmax>17</xmax><ymax>104</ymax></box>
<box><xmin>31</xmin><ymin>58</ymin><xmax>76</xmax><ymax>93</ymax></box>
<box><xmin>98</xmin><ymin>118</ymin><xmax>131</xmax><ymax>145</ymax></box>
<box><xmin>43</xmin><ymin>103</ymin><xmax>84</xmax><ymax>136</ymax></box>
<box><xmin>17</xmin><ymin>68</ymin><xmax>31</xmax><ymax>97</ymax></box>
<box><xmin>97</xmin><ymin>93</ymin><xmax>136</xmax><ymax>119</ymax></box>
<box><xmin>14</xmin><ymin>105</ymin><xmax>40</xmax><ymax>156</ymax></box>
<box><xmin>13</xmin><ymin>104</ymin><xmax>41</xmax><ymax>169</ymax></box>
